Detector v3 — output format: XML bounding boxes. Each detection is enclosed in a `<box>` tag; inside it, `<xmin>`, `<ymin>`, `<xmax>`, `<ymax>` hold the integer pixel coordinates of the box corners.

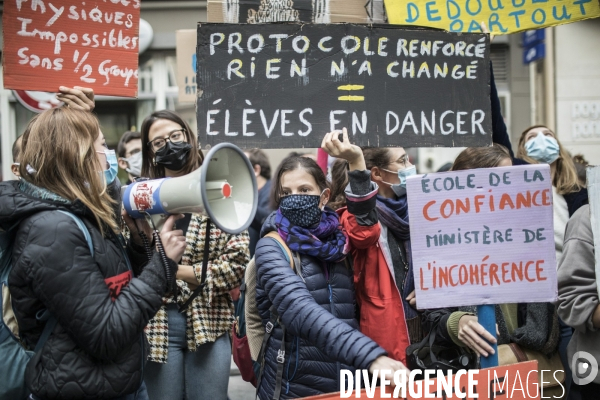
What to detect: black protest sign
<box><xmin>197</xmin><ymin>23</ymin><xmax>492</xmax><ymax>149</ymax></box>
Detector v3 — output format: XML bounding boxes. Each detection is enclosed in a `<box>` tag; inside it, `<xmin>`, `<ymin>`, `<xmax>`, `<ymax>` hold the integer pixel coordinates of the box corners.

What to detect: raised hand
<box><xmin>321</xmin><ymin>127</ymin><xmax>366</xmax><ymax>171</ymax></box>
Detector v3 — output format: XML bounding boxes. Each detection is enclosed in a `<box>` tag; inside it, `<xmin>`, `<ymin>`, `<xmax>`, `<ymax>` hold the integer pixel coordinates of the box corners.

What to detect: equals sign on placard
<box><xmin>338</xmin><ymin>85</ymin><xmax>365</xmax><ymax>101</ymax></box>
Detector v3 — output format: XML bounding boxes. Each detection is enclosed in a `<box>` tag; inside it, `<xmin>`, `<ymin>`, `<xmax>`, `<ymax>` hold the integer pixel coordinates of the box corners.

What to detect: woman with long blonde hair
<box><xmin>1</xmin><ymin>107</ymin><xmax>186</xmax><ymax>400</ymax></box>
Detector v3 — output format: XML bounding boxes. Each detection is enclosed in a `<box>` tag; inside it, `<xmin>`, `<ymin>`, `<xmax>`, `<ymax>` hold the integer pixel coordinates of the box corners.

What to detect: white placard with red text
<box><xmin>407</xmin><ymin>165</ymin><xmax>557</xmax><ymax>309</ymax></box>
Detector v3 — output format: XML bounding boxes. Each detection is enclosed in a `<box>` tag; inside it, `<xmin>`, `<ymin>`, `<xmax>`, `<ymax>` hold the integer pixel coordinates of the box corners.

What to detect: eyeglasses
<box><xmin>147</xmin><ymin>129</ymin><xmax>186</xmax><ymax>152</ymax></box>
<box><xmin>389</xmin><ymin>154</ymin><xmax>410</xmax><ymax>168</ymax></box>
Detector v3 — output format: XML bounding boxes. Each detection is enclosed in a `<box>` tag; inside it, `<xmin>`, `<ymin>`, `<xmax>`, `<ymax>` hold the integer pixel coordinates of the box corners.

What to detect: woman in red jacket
<box><xmin>321</xmin><ymin>129</ymin><xmax>419</xmax><ymax>364</ymax></box>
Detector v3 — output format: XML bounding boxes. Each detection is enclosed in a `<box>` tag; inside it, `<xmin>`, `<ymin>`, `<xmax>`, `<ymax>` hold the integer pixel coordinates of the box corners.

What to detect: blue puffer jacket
<box><xmin>255</xmin><ymin>212</ymin><xmax>387</xmax><ymax>399</ymax></box>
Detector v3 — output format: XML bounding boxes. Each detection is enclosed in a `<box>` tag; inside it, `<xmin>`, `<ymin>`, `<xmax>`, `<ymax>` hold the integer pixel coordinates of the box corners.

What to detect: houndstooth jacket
<box><xmin>145</xmin><ymin>213</ymin><xmax>249</xmax><ymax>363</ymax></box>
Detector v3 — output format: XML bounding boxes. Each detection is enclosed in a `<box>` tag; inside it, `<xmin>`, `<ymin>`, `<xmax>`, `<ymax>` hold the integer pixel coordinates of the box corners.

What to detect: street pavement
<box><xmin>228</xmin><ymin>357</ymin><xmax>255</xmax><ymax>400</ymax></box>
<box><xmin>228</xmin><ymin>375</ymin><xmax>256</xmax><ymax>400</ymax></box>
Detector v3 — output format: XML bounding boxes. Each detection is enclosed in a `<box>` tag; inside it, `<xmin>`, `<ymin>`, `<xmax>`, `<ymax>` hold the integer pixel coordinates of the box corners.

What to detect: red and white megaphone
<box><xmin>123</xmin><ymin>143</ymin><xmax>257</xmax><ymax>234</ymax></box>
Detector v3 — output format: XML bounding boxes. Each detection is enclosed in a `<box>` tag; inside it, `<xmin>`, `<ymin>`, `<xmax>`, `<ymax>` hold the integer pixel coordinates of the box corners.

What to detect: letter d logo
<box><xmin>572</xmin><ymin>351</ymin><xmax>599</xmax><ymax>385</ymax></box>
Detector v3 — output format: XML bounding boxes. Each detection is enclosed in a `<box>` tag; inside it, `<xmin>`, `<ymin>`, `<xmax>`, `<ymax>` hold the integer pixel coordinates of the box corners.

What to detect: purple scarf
<box><xmin>376</xmin><ymin>194</ymin><xmax>410</xmax><ymax>240</ymax></box>
<box><xmin>275</xmin><ymin>208</ymin><xmax>349</xmax><ymax>263</ymax></box>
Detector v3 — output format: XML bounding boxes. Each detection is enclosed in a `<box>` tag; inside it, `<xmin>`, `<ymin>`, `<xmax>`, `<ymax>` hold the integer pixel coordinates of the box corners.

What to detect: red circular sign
<box><xmin>13</xmin><ymin>90</ymin><xmax>63</xmax><ymax>113</ymax></box>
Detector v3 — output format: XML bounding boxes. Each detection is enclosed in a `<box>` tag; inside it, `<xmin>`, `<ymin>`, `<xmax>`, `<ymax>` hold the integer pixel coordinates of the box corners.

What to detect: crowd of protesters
<box><xmin>1</xmin><ymin>59</ymin><xmax>599</xmax><ymax>400</ymax></box>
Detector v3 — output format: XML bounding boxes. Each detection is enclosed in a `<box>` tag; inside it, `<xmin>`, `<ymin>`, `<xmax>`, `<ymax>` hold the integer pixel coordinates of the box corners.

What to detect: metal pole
<box><xmin>530</xmin><ymin>61</ymin><xmax>537</xmax><ymax>126</ymax></box>
<box><xmin>544</xmin><ymin>27</ymin><xmax>556</xmax><ymax>131</ymax></box>
<box><xmin>477</xmin><ymin>304</ymin><xmax>499</xmax><ymax>368</ymax></box>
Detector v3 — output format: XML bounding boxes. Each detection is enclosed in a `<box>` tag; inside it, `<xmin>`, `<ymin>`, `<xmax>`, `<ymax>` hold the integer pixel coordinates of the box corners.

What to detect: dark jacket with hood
<box><xmin>1</xmin><ymin>180</ymin><xmax>175</xmax><ymax>400</ymax></box>
<box><xmin>255</xmin><ymin>212</ymin><xmax>386</xmax><ymax>400</ymax></box>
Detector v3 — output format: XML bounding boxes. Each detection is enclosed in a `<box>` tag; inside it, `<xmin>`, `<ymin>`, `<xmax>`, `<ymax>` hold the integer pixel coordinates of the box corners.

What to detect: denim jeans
<box><xmin>144</xmin><ymin>304</ymin><xmax>232</xmax><ymax>400</ymax></box>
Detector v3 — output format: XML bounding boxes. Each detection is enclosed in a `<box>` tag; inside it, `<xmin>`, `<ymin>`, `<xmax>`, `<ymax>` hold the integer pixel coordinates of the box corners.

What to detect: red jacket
<box><xmin>339</xmin><ymin>208</ymin><xmax>411</xmax><ymax>365</ymax></box>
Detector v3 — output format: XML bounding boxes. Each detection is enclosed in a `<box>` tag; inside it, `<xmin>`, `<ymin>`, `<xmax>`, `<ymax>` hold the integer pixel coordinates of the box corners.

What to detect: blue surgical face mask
<box><xmin>525</xmin><ymin>133</ymin><xmax>560</xmax><ymax>164</ymax></box>
<box><xmin>98</xmin><ymin>149</ymin><xmax>119</xmax><ymax>184</ymax></box>
<box><xmin>382</xmin><ymin>165</ymin><xmax>417</xmax><ymax>197</ymax></box>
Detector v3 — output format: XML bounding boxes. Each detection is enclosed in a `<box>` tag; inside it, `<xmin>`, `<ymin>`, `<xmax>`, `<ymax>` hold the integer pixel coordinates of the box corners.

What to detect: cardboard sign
<box><xmin>406</xmin><ymin>165</ymin><xmax>557</xmax><ymax>309</ymax></box>
<box><xmin>3</xmin><ymin>0</ymin><xmax>140</xmax><ymax>97</ymax></box>
<box><xmin>197</xmin><ymin>23</ymin><xmax>492</xmax><ymax>149</ymax></box>
<box><xmin>586</xmin><ymin>166</ymin><xmax>600</xmax><ymax>299</ymax></box>
<box><xmin>208</xmin><ymin>0</ymin><xmax>386</xmax><ymax>24</ymax></box>
<box><xmin>177</xmin><ymin>30</ymin><xmax>198</xmax><ymax>103</ymax></box>
<box><xmin>302</xmin><ymin>361</ymin><xmax>541</xmax><ymax>399</ymax></box>
<box><xmin>384</xmin><ymin>0</ymin><xmax>600</xmax><ymax>35</ymax></box>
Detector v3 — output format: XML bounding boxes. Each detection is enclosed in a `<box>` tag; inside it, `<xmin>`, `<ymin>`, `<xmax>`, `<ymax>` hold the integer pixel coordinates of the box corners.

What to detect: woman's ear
<box><xmin>371</xmin><ymin>167</ymin><xmax>382</xmax><ymax>183</ymax></box>
<box><xmin>320</xmin><ymin>188</ymin><xmax>331</xmax><ymax>208</ymax></box>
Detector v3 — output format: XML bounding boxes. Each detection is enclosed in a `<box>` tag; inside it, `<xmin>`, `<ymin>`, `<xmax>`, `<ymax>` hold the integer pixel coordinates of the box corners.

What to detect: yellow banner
<box><xmin>384</xmin><ymin>0</ymin><xmax>600</xmax><ymax>34</ymax></box>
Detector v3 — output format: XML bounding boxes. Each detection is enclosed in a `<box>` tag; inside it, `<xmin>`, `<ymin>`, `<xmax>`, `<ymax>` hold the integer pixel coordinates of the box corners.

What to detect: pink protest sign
<box><xmin>406</xmin><ymin>165</ymin><xmax>557</xmax><ymax>309</ymax></box>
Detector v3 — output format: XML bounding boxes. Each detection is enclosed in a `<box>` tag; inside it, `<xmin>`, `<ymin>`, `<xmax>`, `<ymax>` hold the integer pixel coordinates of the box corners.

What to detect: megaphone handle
<box><xmin>137</xmin><ymin>231</ymin><xmax>153</xmax><ymax>262</ymax></box>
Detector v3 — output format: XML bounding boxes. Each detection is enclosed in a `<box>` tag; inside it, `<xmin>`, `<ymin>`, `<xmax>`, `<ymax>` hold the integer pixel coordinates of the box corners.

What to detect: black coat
<box><xmin>255</xmin><ymin>213</ymin><xmax>386</xmax><ymax>399</ymax></box>
<box><xmin>1</xmin><ymin>180</ymin><xmax>167</xmax><ymax>400</ymax></box>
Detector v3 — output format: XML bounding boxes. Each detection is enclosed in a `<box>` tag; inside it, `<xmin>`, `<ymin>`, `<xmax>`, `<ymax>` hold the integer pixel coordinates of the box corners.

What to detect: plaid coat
<box><xmin>145</xmin><ymin>214</ymin><xmax>249</xmax><ymax>363</ymax></box>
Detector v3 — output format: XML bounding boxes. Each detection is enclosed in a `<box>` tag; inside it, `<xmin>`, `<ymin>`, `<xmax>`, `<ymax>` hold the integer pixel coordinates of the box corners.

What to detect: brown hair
<box><xmin>451</xmin><ymin>145</ymin><xmax>511</xmax><ymax>171</ymax></box>
<box><xmin>19</xmin><ymin>108</ymin><xmax>117</xmax><ymax>235</ymax></box>
<box><xmin>516</xmin><ymin>125</ymin><xmax>580</xmax><ymax>195</ymax></box>
<box><xmin>361</xmin><ymin>147</ymin><xmax>393</xmax><ymax>170</ymax></box>
<box><xmin>328</xmin><ymin>159</ymin><xmax>349</xmax><ymax>210</ymax></box>
<box><xmin>117</xmin><ymin>130</ymin><xmax>141</xmax><ymax>158</ymax></box>
<box><xmin>246</xmin><ymin>148</ymin><xmax>271</xmax><ymax>179</ymax></box>
<box><xmin>270</xmin><ymin>156</ymin><xmax>329</xmax><ymax>209</ymax></box>
<box><xmin>140</xmin><ymin>110</ymin><xmax>203</xmax><ymax>178</ymax></box>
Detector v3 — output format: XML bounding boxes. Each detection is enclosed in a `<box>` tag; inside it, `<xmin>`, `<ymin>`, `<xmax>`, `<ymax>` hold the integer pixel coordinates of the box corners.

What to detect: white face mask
<box><xmin>381</xmin><ymin>165</ymin><xmax>417</xmax><ymax>197</ymax></box>
<box><xmin>124</xmin><ymin>151</ymin><xmax>142</xmax><ymax>177</ymax></box>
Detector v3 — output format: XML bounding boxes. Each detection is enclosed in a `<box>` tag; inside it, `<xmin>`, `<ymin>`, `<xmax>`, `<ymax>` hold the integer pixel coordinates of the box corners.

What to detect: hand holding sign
<box><xmin>57</xmin><ymin>86</ymin><xmax>95</xmax><ymax>111</ymax></box>
<box><xmin>457</xmin><ymin>315</ymin><xmax>498</xmax><ymax>357</ymax></box>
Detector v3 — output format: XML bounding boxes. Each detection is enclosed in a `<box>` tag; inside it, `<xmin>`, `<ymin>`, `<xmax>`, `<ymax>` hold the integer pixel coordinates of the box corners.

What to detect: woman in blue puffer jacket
<box><xmin>255</xmin><ymin>151</ymin><xmax>408</xmax><ymax>400</ymax></box>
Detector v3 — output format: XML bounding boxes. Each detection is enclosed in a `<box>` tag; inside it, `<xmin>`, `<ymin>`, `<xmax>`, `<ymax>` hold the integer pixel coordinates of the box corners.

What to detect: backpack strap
<box><xmin>57</xmin><ymin>211</ymin><xmax>94</xmax><ymax>256</ymax></box>
<box><xmin>255</xmin><ymin>304</ymin><xmax>278</xmax><ymax>398</ymax></box>
<box><xmin>272</xmin><ymin>324</ymin><xmax>286</xmax><ymax>400</ymax></box>
<box><xmin>33</xmin><ymin>211</ymin><xmax>94</xmax><ymax>353</ymax></box>
<box><xmin>264</xmin><ymin>232</ymin><xmax>293</xmax><ymax>270</ymax></box>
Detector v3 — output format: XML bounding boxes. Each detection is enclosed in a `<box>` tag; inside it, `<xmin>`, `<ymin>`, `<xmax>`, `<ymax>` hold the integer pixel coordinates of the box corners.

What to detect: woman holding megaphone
<box><xmin>139</xmin><ymin>110</ymin><xmax>250</xmax><ymax>400</ymax></box>
<box><xmin>1</xmin><ymin>106</ymin><xmax>186</xmax><ymax>400</ymax></box>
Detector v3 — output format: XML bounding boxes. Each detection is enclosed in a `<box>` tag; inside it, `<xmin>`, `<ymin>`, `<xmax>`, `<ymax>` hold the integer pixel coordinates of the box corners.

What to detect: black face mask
<box><xmin>154</xmin><ymin>141</ymin><xmax>193</xmax><ymax>171</ymax></box>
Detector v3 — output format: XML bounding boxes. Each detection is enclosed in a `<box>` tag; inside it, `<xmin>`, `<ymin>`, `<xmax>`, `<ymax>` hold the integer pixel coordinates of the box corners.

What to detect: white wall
<box><xmin>555</xmin><ymin>19</ymin><xmax>600</xmax><ymax>164</ymax></box>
